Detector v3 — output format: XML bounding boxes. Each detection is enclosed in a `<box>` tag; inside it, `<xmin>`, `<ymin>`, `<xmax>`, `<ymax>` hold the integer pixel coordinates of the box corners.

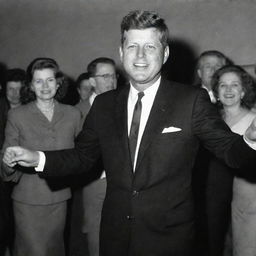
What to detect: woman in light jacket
<box><xmin>1</xmin><ymin>58</ymin><xmax>81</xmax><ymax>256</ymax></box>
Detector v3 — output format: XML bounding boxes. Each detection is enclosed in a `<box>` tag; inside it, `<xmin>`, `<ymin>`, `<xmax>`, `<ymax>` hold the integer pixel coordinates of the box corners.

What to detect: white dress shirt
<box><xmin>127</xmin><ymin>77</ymin><xmax>161</xmax><ymax>169</ymax></box>
<box><xmin>201</xmin><ymin>85</ymin><xmax>216</xmax><ymax>103</ymax></box>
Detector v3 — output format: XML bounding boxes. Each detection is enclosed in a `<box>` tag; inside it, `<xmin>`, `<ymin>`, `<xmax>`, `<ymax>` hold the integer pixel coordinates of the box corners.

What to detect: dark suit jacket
<box><xmin>0</xmin><ymin>97</ymin><xmax>9</xmax><ymax>149</ymax></box>
<box><xmin>42</xmin><ymin>79</ymin><xmax>256</xmax><ymax>256</ymax></box>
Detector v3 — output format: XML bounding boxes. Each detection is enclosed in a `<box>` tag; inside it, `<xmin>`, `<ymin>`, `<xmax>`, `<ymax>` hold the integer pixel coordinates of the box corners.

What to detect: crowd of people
<box><xmin>1</xmin><ymin>9</ymin><xmax>256</xmax><ymax>256</ymax></box>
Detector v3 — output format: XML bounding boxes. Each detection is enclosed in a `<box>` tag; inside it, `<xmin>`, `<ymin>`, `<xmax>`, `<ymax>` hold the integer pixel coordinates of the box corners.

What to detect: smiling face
<box><xmin>119</xmin><ymin>28</ymin><xmax>169</xmax><ymax>91</ymax></box>
<box><xmin>31</xmin><ymin>68</ymin><xmax>59</xmax><ymax>103</ymax></box>
<box><xmin>218</xmin><ymin>72</ymin><xmax>245</xmax><ymax>107</ymax></box>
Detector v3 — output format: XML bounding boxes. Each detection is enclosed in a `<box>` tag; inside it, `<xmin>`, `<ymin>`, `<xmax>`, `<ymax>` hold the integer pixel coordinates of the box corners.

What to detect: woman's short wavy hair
<box><xmin>21</xmin><ymin>57</ymin><xmax>67</xmax><ymax>104</ymax></box>
<box><xmin>212</xmin><ymin>65</ymin><xmax>256</xmax><ymax>109</ymax></box>
<box><xmin>121</xmin><ymin>10</ymin><xmax>169</xmax><ymax>48</ymax></box>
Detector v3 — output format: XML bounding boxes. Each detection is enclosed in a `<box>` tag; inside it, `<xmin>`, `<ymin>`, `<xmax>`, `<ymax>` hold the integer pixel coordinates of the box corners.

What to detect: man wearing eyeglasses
<box><xmin>88</xmin><ymin>57</ymin><xmax>117</xmax><ymax>97</ymax></box>
<box><xmin>77</xmin><ymin>57</ymin><xmax>117</xmax><ymax>256</ymax></box>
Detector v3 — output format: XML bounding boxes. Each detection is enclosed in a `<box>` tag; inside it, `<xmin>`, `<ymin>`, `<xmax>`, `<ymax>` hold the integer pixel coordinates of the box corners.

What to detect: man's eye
<box><xmin>127</xmin><ymin>45</ymin><xmax>136</xmax><ymax>49</ymax></box>
<box><xmin>146</xmin><ymin>45</ymin><xmax>155</xmax><ymax>49</ymax></box>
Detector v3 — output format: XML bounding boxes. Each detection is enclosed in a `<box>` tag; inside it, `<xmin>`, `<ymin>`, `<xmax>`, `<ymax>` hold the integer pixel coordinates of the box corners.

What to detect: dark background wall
<box><xmin>0</xmin><ymin>0</ymin><xmax>255</xmax><ymax>84</ymax></box>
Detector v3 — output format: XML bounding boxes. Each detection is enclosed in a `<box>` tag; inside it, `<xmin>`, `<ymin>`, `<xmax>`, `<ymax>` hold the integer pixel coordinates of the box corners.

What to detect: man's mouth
<box><xmin>134</xmin><ymin>63</ymin><xmax>148</xmax><ymax>67</ymax></box>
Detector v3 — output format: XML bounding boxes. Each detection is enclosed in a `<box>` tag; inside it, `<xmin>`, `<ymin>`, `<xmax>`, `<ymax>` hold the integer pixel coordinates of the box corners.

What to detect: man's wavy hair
<box><xmin>21</xmin><ymin>57</ymin><xmax>67</xmax><ymax>104</ymax></box>
<box><xmin>121</xmin><ymin>10</ymin><xmax>169</xmax><ymax>48</ymax></box>
<box><xmin>212</xmin><ymin>65</ymin><xmax>256</xmax><ymax>110</ymax></box>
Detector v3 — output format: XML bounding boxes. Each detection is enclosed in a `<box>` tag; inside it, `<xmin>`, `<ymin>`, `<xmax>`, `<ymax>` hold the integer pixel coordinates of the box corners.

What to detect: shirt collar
<box><xmin>89</xmin><ymin>92</ymin><xmax>97</xmax><ymax>106</ymax></box>
<box><xmin>201</xmin><ymin>84</ymin><xmax>210</xmax><ymax>92</ymax></box>
<box><xmin>201</xmin><ymin>84</ymin><xmax>216</xmax><ymax>103</ymax></box>
<box><xmin>129</xmin><ymin>76</ymin><xmax>161</xmax><ymax>100</ymax></box>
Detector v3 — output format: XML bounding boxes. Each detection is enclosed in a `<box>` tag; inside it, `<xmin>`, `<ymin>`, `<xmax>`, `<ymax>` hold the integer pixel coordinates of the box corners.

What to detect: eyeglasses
<box><xmin>93</xmin><ymin>74</ymin><xmax>117</xmax><ymax>80</ymax></box>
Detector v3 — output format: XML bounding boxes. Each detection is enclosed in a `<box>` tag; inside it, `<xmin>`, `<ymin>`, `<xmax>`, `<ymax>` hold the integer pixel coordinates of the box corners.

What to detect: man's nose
<box><xmin>13</xmin><ymin>89</ymin><xmax>20</xmax><ymax>96</ymax></box>
<box><xmin>136</xmin><ymin>47</ymin><xmax>145</xmax><ymax>58</ymax></box>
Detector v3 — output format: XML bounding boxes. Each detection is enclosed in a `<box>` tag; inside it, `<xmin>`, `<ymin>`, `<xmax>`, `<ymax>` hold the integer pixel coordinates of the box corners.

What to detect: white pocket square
<box><xmin>162</xmin><ymin>126</ymin><xmax>182</xmax><ymax>133</ymax></box>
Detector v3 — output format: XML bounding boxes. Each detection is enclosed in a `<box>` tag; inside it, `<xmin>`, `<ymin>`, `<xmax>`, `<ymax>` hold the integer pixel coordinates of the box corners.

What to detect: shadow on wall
<box><xmin>162</xmin><ymin>38</ymin><xmax>197</xmax><ymax>85</ymax></box>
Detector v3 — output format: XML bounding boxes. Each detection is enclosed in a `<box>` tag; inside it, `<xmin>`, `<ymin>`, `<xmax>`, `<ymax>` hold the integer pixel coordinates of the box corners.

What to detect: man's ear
<box><xmin>119</xmin><ymin>46</ymin><xmax>124</xmax><ymax>63</ymax></box>
<box><xmin>163</xmin><ymin>45</ymin><xmax>169</xmax><ymax>64</ymax></box>
<box><xmin>89</xmin><ymin>77</ymin><xmax>96</xmax><ymax>88</ymax></box>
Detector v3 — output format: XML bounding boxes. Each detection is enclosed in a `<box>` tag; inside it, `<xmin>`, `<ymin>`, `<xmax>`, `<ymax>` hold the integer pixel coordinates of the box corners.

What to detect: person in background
<box><xmin>0</xmin><ymin>69</ymin><xmax>27</xmax><ymax>148</ymax></box>
<box><xmin>0</xmin><ymin>68</ymin><xmax>26</xmax><ymax>256</ymax></box>
<box><xmin>75</xmin><ymin>72</ymin><xmax>93</xmax><ymax>127</ymax></box>
<box><xmin>80</xmin><ymin>57</ymin><xmax>117</xmax><ymax>256</ymax></box>
<box><xmin>3</xmin><ymin>11</ymin><xmax>256</xmax><ymax>256</ymax></box>
<box><xmin>193</xmin><ymin>51</ymin><xmax>233</xmax><ymax>256</ymax></box>
<box><xmin>196</xmin><ymin>50</ymin><xmax>229</xmax><ymax>103</ymax></box>
<box><xmin>212</xmin><ymin>65</ymin><xmax>256</xmax><ymax>256</ymax></box>
<box><xmin>0</xmin><ymin>58</ymin><xmax>81</xmax><ymax>256</ymax></box>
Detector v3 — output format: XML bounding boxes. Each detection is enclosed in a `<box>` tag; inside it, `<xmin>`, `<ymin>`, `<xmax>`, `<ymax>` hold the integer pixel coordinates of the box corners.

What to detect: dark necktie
<box><xmin>129</xmin><ymin>91</ymin><xmax>144</xmax><ymax>167</ymax></box>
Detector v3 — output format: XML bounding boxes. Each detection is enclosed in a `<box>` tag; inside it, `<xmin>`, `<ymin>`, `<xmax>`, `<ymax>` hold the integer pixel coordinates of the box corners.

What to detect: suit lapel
<box><xmin>115</xmin><ymin>86</ymin><xmax>129</xmax><ymax>138</ymax></box>
<box><xmin>135</xmin><ymin>79</ymin><xmax>175</xmax><ymax>172</ymax></box>
<box><xmin>114</xmin><ymin>80</ymin><xmax>177</xmax><ymax>176</ymax></box>
<box><xmin>114</xmin><ymin>86</ymin><xmax>134</xmax><ymax>174</ymax></box>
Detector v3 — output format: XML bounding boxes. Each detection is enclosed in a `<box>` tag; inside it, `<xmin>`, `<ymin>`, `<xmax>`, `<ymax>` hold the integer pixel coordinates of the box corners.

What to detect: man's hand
<box><xmin>245</xmin><ymin>117</ymin><xmax>256</xmax><ymax>143</ymax></box>
<box><xmin>3</xmin><ymin>146</ymin><xmax>40</xmax><ymax>168</ymax></box>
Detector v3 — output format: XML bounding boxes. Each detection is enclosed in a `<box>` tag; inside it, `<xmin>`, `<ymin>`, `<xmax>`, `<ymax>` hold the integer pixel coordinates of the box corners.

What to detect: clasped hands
<box><xmin>3</xmin><ymin>147</ymin><xmax>40</xmax><ymax>168</ymax></box>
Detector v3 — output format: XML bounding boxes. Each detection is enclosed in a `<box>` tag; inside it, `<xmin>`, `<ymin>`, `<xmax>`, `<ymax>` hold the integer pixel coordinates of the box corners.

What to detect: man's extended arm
<box><xmin>3</xmin><ymin>100</ymin><xmax>101</xmax><ymax>177</ymax></box>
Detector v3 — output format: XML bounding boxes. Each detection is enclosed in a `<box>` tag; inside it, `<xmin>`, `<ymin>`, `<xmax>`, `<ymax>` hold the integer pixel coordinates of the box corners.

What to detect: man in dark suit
<box><xmin>75</xmin><ymin>58</ymin><xmax>117</xmax><ymax>256</ymax></box>
<box><xmin>193</xmin><ymin>50</ymin><xmax>233</xmax><ymax>256</ymax></box>
<box><xmin>3</xmin><ymin>10</ymin><xmax>256</xmax><ymax>256</ymax></box>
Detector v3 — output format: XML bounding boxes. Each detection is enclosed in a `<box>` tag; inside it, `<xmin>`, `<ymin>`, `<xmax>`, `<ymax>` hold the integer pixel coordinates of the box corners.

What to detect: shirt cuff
<box><xmin>35</xmin><ymin>151</ymin><xmax>46</xmax><ymax>172</ymax></box>
<box><xmin>243</xmin><ymin>134</ymin><xmax>256</xmax><ymax>150</ymax></box>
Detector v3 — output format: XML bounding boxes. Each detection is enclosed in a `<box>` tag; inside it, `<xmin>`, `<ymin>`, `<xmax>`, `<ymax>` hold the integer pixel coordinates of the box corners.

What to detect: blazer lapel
<box><xmin>50</xmin><ymin>101</ymin><xmax>64</xmax><ymax>126</ymax></box>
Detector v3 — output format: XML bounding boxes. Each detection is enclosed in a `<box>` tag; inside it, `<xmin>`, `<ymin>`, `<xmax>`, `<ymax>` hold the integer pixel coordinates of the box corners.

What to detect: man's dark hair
<box><xmin>121</xmin><ymin>10</ymin><xmax>169</xmax><ymax>48</ymax></box>
<box><xmin>6</xmin><ymin>68</ymin><xmax>27</xmax><ymax>83</ymax></box>
<box><xmin>87</xmin><ymin>57</ymin><xmax>116</xmax><ymax>77</ymax></box>
<box><xmin>1</xmin><ymin>68</ymin><xmax>27</xmax><ymax>94</ymax></box>
<box><xmin>76</xmin><ymin>72</ymin><xmax>90</xmax><ymax>89</ymax></box>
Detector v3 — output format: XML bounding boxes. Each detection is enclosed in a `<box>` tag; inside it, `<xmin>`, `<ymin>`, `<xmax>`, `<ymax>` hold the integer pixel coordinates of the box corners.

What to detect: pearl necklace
<box><xmin>37</xmin><ymin>103</ymin><xmax>55</xmax><ymax>112</ymax></box>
